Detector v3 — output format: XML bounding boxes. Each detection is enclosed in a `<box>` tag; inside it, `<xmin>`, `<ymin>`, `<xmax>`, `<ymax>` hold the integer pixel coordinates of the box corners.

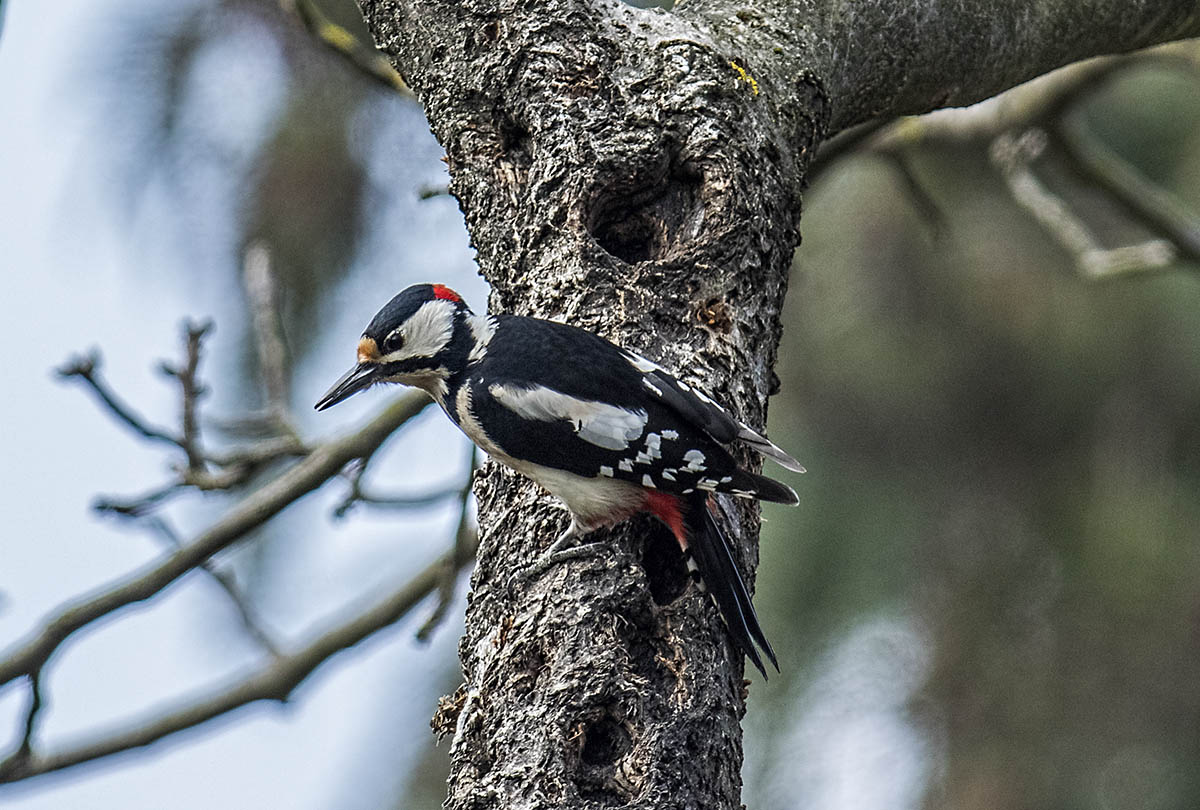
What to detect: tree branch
<box><xmin>117</xmin><ymin>512</ymin><xmax>283</xmax><ymax>658</ymax></box>
<box><xmin>158</xmin><ymin>319</ymin><xmax>213</xmax><ymax>475</ymax></box>
<box><xmin>0</xmin><ymin>392</ymin><xmax>430</xmax><ymax>692</ymax></box>
<box><xmin>1056</xmin><ymin>106</ymin><xmax>1200</xmax><ymax>264</ymax></box>
<box><xmin>0</xmin><ymin>536</ymin><xmax>475</xmax><ymax>784</ymax></box>
<box><xmin>814</xmin><ymin>0</ymin><xmax>1200</xmax><ymax>131</ymax></box>
<box><xmin>56</xmin><ymin>352</ymin><xmax>181</xmax><ymax>450</ymax></box>
<box><xmin>281</xmin><ymin>0</ymin><xmax>413</xmax><ymax>95</ymax></box>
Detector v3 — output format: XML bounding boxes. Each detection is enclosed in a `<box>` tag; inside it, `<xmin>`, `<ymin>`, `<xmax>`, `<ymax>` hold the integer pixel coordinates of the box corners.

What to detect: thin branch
<box><xmin>0</xmin><ymin>537</ymin><xmax>476</xmax><ymax>784</ymax></box>
<box><xmin>332</xmin><ymin>457</ymin><xmax>463</xmax><ymax>518</ymax></box>
<box><xmin>59</xmin><ymin>337</ymin><xmax>308</xmax><ymax>501</ymax></box>
<box><xmin>56</xmin><ymin>352</ymin><xmax>181</xmax><ymax>449</ymax></box>
<box><xmin>92</xmin><ymin>481</ymin><xmax>185</xmax><ymax>517</ymax></box>
<box><xmin>158</xmin><ymin>320</ymin><xmax>213</xmax><ymax>474</ymax></box>
<box><xmin>198</xmin><ymin>434</ymin><xmax>310</xmax><ymax>479</ymax></box>
<box><xmin>115</xmin><ymin>512</ymin><xmax>283</xmax><ymax>659</ymax></box>
<box><xmin>991</xmin><ymin>129</ymin><xmax>1176</xmax><ymax>278</ymax></box>
<box><xmin>1056</xmin><ymin>107</ymin><xmax>1200</xmax><ymax>264</ymax></box>
<box><xmin>18</xmin><ymin>672</ymin><xmax>44</xmax><ymax>757</ymax></box>
<box><xmin>0</xmin><ymin>392</ymin><xmax>431</xmax><ymax>692</ymax></box>
<box><xmin>417</xmin><ymin>184</ymin><xmax>451</xmax><ymax>200</ymax></box>
<box><xmin>416</xmin><ymin>445</ymin><xmax>478</xmax><ymax>642</ymax></box>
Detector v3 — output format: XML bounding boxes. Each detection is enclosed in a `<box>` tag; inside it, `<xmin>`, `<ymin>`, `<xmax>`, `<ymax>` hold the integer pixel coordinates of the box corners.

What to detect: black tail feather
<box><xmin>682</xmin><ymin>495</ymin><xmax>779</xmax><ymax>678</ymax></box>
<box><xmin>741</xmin><ymin>470</ymin><xmax>799</xmax><ymax>506</ymax></box>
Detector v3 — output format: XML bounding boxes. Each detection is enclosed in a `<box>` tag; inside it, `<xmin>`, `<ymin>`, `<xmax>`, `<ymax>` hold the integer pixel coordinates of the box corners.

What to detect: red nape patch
<box><xmin>432</xmin><ymin>284</ymin><xmax>462</xmax><ymax>303</ymax></box>
<box><xmin>644</xmin><ymin>490</ymin><xmax>687</xmax><ymax>549</ymax></box>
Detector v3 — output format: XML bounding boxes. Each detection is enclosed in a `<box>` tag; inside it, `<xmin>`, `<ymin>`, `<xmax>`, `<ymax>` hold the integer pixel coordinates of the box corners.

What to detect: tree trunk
<box><xmin>354</xmin><ymin>2</ymin><xmax>1200</xmax><ymax>807</ymax></box>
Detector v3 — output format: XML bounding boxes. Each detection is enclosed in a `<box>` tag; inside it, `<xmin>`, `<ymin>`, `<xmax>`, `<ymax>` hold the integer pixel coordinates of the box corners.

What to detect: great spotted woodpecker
<box><xmin>315</xmin><ymin>283</ymin><xmax>803</xmax><ymax>676</ymax></box>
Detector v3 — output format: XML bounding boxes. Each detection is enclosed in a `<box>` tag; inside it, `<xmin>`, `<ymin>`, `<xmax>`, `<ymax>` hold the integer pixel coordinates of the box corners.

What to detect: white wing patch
<box><xmin>624</xmin><ymin>351</ymin><xmax>663</xmax><ymax>374</ymax></box>
<box><xmin>488</xmin><ymin>383</ymin><xmax>648</xmax><ymax>451</ymax></box>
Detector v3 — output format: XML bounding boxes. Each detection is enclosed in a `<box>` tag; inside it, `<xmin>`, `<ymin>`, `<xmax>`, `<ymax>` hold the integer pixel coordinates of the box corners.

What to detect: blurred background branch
<box><xmin>812</xmin><ymin>41</ymin><xmax>1200</xmax><ymax>279</ymax></box>
<box><xmin>0</xmin><ymin>533</ymin><xmax>476</xmax><ymax>784</ymax></box>
<box><xmin>0</xmin><ymin>242</ymin><xmax>478</xmax><ymax>785</ymax></box>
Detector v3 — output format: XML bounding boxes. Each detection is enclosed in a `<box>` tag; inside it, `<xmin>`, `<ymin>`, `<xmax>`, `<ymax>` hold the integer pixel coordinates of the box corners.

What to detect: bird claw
<box><xmin>521</xmin><ymin>542</ymin><xmax>605</xmax><ymax>582</ymax></box>
<box><xmin>520</xmin><ymin>520</ymin><xmax>602</xmax><ymax>581</ymax></box>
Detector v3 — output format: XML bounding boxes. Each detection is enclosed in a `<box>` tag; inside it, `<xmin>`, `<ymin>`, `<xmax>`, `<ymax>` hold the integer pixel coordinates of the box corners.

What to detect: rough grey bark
<box><xmin>353</xmin><ymin>2</ymin><xmax>1200</xmax><ymax>808</ymax></box>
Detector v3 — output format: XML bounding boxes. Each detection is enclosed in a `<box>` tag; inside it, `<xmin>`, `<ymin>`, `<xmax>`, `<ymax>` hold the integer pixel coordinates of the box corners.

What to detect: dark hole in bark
<box><xmin>641</xmin><ymin>519</ymin><xmax>689</xmax><ymax>605</ymax></box>
<box><xmin>580</xmin><ymin>716</ymin><xmax>632</xmax><ymax>767</ymax></box>
<box><xmin>498</xmin><ymin>112</ymin><xmax>531</xmax><ymax>165</ymax></box>
<box><xmin>588</xmin><ymin>162</ymin><xmax>703</xmax><ymax>264</ymax></box>
<box><xmin>572</xmin><ymin>711</ymin><xmax>637</xmax><ymax>803</ymax></box>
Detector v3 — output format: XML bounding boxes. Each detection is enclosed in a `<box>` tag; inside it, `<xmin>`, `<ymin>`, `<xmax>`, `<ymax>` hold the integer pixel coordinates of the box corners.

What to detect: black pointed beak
<box><xmin>315</xmin><ymin>363</ymin><xmax>381</xmax><ymax>411</ymax></box>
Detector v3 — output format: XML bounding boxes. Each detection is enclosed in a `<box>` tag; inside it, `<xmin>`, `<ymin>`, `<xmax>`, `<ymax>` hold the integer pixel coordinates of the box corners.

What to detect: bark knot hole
<box><xmin>579</xmin><ymin>716</ymin><xmax>632</xmax><ymax>768</ymax></box>
<box><xmin>587</xmin><ymin>161</ymin><xmax>703</xmax><ymax>264</ymax></box>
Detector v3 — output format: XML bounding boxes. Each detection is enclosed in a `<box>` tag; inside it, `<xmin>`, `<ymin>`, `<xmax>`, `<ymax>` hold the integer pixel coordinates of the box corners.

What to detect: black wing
<box><xmin>470</xmin><ymin>316</ymin><xmax>800</xmax><ymax>502</ymax></box>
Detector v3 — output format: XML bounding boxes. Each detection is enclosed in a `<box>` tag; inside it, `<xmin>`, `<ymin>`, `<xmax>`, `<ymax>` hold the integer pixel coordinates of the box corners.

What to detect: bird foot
<box><xmin>521</xmin><ymin>521</ymin><xmax>603</xmax><ymax>581</ymax></box>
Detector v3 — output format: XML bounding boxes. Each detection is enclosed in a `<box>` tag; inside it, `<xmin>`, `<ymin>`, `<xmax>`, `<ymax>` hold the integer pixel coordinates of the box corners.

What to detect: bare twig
<box><xmin>0</xmin><ymin>671</ymin><xmax>46</xmax><ymax>782</ymax></box>
<box><xmin>1056</xmin><ymin>107</ymin><xmax>1200</xmax><ymax>264</ymax></box>
<box><xmin>110</xmin><ymin>511</ymin><xmax>282</xmax><ymax>658</ymax></box>
<box><xmin>0</xmin><ymin>537</ymin><xmax>476</xmax><ymax>784</ymax></box>
<box><xmin>332</xmin><ymin>457</ymin><xmax>464</xmax><ymax>518</ymax></box>
<box><xmin>0</xmin><ymin>392</ymin><xmax>431</xmax><ymax>692</ymax></box>
<box><xmin>92</xmin><ymin>481</ymin><xmax>185</xmax><ymax>517</ymax></box>
<box><xmin>417</xmin><ymin>445</ymin><xmax>478</xmax><ymax>642</ymax></box>
<box><xmin>810</xmin><ymin>46</ymin><xmax>1199</xmax><ymax>279</ymax></box>
<box><xmin>418</xmin><ymin>184</ymin><xmax>452</xmax><ymax>200</ymax></box>
<box><xmin>158</xmin><ymin>320</ymin><xmax>213</xmax><ymax>474</ymax></box>
<box><xmin>59</xmin><ymin>337</ymin><xmax>308</xmax><ymax>501</ymax></box>
<box><xmin>56</xmin><ymin>352</ymin><xmax>181</xmax><ymax>449</ymax></box>
<box><xmin>18</xmin><ymin>672</ymin><xmax>43</xmax><ymax>755</ymax></box>
<box><xmin>991</xmin><ymin>129</ymin><xmax>1176</xmax><ymax>278</ymax></box>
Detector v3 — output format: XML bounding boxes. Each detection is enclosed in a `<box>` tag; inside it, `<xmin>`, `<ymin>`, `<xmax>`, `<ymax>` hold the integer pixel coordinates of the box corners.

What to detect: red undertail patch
<box><xmin>432</xmin><ymin>284</ymin><xmax>463</xmax><ymax>302</ymax></box>
<box><xmin>644</xmin><ymin>490</ymin><xmax>687</xmax><ymax>549</ymax></box>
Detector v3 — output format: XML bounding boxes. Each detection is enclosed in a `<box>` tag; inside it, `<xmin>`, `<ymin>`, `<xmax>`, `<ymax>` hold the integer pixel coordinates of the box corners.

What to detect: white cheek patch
<box><xmin>489</xmin><ymin>383</ymin><xmax>648</xmax><ymax>451</ymax></box>
<box><xmin>380</xmin><ymin>299</ymin><xmax>456</xmax><ymax>363</ymax></box>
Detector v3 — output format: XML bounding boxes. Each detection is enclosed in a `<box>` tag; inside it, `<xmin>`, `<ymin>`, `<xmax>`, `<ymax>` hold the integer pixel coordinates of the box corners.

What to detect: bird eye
<box><xmin>382</xmin><ymin>330</ymin><xmax>405</xmax><ymax>354</ymax></box>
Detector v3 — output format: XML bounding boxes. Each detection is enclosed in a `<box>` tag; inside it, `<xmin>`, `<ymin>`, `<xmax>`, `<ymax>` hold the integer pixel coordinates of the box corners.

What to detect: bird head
<box><xmin>315</xmin><ymin>283</ymin><xmax>470</xmax><ymax>410</ymax></box>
